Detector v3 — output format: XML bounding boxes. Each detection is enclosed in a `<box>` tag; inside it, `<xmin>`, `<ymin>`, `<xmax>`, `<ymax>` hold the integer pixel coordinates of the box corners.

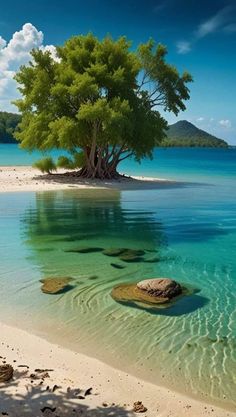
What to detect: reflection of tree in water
<box><xmin>23</xmin><ymin>189</ymin><xmax>166</xmax><ymax>252</ymax></box>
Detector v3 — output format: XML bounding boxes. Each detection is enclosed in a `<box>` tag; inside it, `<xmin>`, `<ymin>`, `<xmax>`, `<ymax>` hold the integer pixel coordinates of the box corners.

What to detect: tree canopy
<box><xmin>14</xmin><ymin>33</ymin><xmax>192</xmax><ymax>178</ymax></box>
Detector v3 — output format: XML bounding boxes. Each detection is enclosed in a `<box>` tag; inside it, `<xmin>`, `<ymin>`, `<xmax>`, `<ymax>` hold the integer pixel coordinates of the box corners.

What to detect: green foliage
<box><xmin>57</xmin><ymin>151</ymin><xmax>85</xmax><ymax>169</ymax></box>
<box><xmin>33</xmin><ymin>157</ymin><xmax>57</xmax><ymax>174</ymax></box>
<box><xmin>57</xmin><ymin>155</ymin><xmax>74</xmax><ymax>169</ymax></box>
<box><xmin>14</xmin><ymin>33</ymin><xmax>192</xmax><ymax>178</ymax></box>
<box><xmin>0</xmin><ymin>111</ymin><xmax>21</xmax><ymax>143</ymax></box>
<box><xmin>164</xmin><ymin>120</ymin><xmax>228</xmax><ymax>148</ymax></box>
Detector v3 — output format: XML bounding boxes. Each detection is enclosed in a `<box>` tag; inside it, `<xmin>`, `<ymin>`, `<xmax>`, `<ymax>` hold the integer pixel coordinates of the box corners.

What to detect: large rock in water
<box><xmin>111</xmin><ymin>278</ymin><xmax>183</xmax><ymax>309</ymax></box>
<box><xmin>137</xmin><ymin>278</ymin><xmax>182</xmax><ymax>299</ymax></box>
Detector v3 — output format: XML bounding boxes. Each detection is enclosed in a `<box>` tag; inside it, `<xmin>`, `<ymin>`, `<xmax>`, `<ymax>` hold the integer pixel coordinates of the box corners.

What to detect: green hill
<box><xmin>163</xmin><ymin>120</ymin><xmax>229</xmax><ymax>148</ymax></box>
<box><xmin>0</xmin><ymin>111</ymin><xmax>21</xmax><ymax>144</ymax></box>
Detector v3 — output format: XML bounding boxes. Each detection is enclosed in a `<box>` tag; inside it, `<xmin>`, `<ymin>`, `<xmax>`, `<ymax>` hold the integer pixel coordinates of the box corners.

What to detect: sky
<box><xmin>0</xmin><ymin>0</ymin><xmax>235</xmax><ymax>143</ymax></box>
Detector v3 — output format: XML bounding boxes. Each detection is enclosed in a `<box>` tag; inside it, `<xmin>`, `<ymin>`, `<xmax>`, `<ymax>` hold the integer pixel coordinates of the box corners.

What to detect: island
<box><xmin>0</xmin><ymin>111</ymin><xmax>21</xmax><ymax>144</ymax></box>
<box><xmin>163</xmin><ymin>120</ymin><xmax>228</xmax><ymax>147</ymax></box>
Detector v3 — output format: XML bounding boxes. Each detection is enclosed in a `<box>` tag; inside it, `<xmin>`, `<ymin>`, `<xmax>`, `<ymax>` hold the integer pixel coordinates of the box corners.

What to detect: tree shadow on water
<box><xmin>0</xmin><ymin>375</ymin><xmax>133</xmax><ymax>417</ymax></box>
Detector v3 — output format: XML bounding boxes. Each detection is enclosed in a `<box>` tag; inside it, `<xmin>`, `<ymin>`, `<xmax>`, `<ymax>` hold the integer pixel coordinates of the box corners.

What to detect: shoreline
<box><xmin>0</xmin><ymin>166</ymin><xmax>177</xmax><ymax>193</ymax></box>
<box><xmin>0</xmin><ymin>321</ymin><xmax>234</xmax><ymax>417</ymax></box>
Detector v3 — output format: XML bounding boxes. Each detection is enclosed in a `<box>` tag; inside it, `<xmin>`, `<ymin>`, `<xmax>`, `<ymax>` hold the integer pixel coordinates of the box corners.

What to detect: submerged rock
<box><xmin>103</xmin><ymin>248</ymin><xmax>146</xmax><ymax>263</ymax></box>
<box><xmin>111</xmin><ymin>282</ymin><xmax>169</xmax><ymax>306</ymax></box>
<box><xmin>137</xmin><ymin>278</ymin><xmax>182</xmax><ymax>299</ymax></box>
<box><xmin>111</xmin><ymin>278</ymin><xmax>184</xmax><ymax>309</ymax></box>
<box><xmin>110</xmin><ymin>263</ymin><xmax>126</xmax><ymax>269</ymax></box>
<box><xmin>65</xmin><ymin>247</ymin><xmax>103</xmax><ymax>254</ymax></box>
<box><xmin>143</xmin><ymin>257</ymin><xmax>160</xmax><ymax>263</ymax></box>
<box><xmin>122</xmin><ymin>249</ymin><xmax>145</xmax><ymax>257</ymax></box>
<box><xmin>119</xmin><ymin>254</ymin><xmax>143</xmax><ymax>263</ymax></box>
<box><xmin>103</xmin><ymin>248</ymin><xmax>127</xmax><ymax>256</ymax></box>
<box><xmin>40</xmin><ymin>276</ymin><xmax>74</xmax><ymax>294</ymax></box>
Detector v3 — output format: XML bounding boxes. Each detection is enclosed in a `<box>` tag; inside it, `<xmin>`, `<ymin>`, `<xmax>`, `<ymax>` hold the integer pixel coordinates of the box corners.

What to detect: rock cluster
<box><xmin>64</xmin><ymin>245</ymin><xmax>157</xmax><ymax>263</ymax></box>
<box><xmin>111</xmin><ymin>278</ymin><xmax>183</xmax><ymax>308</ymax></box>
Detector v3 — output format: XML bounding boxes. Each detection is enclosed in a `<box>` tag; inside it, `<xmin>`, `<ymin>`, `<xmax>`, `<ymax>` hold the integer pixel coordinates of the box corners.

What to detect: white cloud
<box><xmin>176</xmin><ymin>41</ymin><xmax>191</xmax><ymax>54</ymax></box>
<box><xmin>40</xmin><ymin>44</ymin><xmax>60</xmax><ymax>62</ymax></box>
<box><xmin>176</xmin><ymin>5</ymin><xmax>236</xmax><ymax>54</ymax></box>
<box><xmin>0</xmin><ymin>23</ymin><xmax>57</xmax><ymax>112</ymax></box>
<box><xmin>219</xmin><ymin>119</ymin><xmax>232</xmax><ymax>129</ymax></box>
<box><xmin>197</xmin><ymin>117</ymin><xmax>204</xmax><ymax>122</ymax></box>
<box><xmin>0</xmin><ymin>36</ymin><xmax>6</xmax><ymax>49</ymax></box>
<box><xmin>0</xmin><ymin>23</ymin><xmax>44</xmax><ymax>72</ymax></box>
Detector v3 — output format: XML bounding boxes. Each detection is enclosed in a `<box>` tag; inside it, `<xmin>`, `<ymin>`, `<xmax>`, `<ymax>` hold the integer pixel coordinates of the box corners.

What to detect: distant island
<box><xmin>0</xmin><ymin>112</ymin><xmax>229</xmax><ymax>148</ymax></box>
<box><xmin>163</xmin><ymin>120</ymin><xmax>229</xmax><ymax>148</ymax></box>
<box><xmin>0</xmin><ymin>111</ymin><xmax>21</xmax><ymax>144</ymax></box>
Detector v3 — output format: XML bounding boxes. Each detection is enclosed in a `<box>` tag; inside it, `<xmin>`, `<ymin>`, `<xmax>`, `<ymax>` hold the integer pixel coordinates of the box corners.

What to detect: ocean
<box><xmin>0</xmin><ymin>145</ymin><xmax>235</xmax><ymax>409</ymax></box>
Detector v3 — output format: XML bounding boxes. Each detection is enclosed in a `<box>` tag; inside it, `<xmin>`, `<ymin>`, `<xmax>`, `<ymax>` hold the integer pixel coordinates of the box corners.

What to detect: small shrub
<box><xmin>33</xmin><ymin>157</ymin><xmax>57</xmax><ymax>174</ymax></box>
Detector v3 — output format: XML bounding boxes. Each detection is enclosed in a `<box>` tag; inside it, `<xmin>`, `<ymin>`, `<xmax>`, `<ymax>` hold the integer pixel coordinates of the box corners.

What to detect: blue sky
<box><xmin>0</xmin><ymin>0</ymin><xmax>235</xmax><ymax>143</ymax></box>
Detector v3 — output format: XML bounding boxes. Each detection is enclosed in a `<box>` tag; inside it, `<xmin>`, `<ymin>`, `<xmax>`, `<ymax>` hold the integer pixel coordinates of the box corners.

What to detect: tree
<box><xmin>14</xmin><ymin>34</ymin><xmax>192</xmax><ymax>179</ymax></box>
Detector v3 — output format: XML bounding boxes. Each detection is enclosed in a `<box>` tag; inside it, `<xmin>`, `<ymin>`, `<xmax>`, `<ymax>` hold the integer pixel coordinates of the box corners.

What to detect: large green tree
<box><xmin>14</xmin><ymin>34</ymin><xmax>192</xmax><ymax>179</ymax></box>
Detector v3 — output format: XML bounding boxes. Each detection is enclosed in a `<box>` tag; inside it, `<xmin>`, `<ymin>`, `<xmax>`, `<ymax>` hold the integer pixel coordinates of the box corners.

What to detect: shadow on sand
<box><xmin>0</xmin><ymin>371</ymin><xmax>133</xmax><ymax>417</ymax></box>
<box><xmin>34</xmin><ymin>172</ymin><xmax>207</xmax><ymax>191</ymax></box>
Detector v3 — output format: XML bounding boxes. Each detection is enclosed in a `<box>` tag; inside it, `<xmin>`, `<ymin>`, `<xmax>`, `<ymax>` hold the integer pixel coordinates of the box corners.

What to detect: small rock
<box><xmin>0</xmin><ymin>364</ymin><xmax>13</xmax><ymax>382</ymax></box>
<box><xmin>133</xmin><ymin>401</ymin><xmax>147</xmax><ymax>413</ymax></box>
<box><xmin>110</xmin><ymin>263</ymin><xmax>125</xmax><ymax>269</ymax></box>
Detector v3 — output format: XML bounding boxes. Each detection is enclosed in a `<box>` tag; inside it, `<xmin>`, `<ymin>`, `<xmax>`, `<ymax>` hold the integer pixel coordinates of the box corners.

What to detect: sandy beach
<box><xmin>0</xmin><ymin>166</ymin><xmax>175</xmax><ymax>193</ymax></box>
<box><xmin>1</xmin><ymin>322</ymin><xmax>234</xmax><ymax>417</ymax></box>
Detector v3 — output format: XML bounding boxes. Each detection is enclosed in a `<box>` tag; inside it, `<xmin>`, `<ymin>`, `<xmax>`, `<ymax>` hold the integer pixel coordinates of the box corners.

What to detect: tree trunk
<box><xmin>70</xmin><ymin>145</ymin><xmax>133</xmax><ymax>180</ymax></box>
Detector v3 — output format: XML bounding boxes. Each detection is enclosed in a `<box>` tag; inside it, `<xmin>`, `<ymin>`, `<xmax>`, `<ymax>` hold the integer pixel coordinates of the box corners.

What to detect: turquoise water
<box><xmin>0</xmin><ymin>147</ymin><xmax>236</xmax><ymax>409</ymax></box>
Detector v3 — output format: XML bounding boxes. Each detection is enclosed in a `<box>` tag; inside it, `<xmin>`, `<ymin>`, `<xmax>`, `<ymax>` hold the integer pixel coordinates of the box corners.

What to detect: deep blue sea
<box><xmin>0</xmin><ymin>145</ymin><xmax>235</xmax><ymax>409</ymax></box>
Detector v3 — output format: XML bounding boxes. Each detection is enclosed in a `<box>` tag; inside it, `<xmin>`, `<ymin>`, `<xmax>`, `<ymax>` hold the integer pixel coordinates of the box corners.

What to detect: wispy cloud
<box><xmin>176</xmin><ymin>40</ymin><xmax>191</xmax><ymax>54</ymax></box>
<box><xmin>194</xmin><ymin>117</ymin><xmax>232</xmax><ymax>130</ymax></box>
<box><xmin>196</xmin><ymin>6</ymin><xmax>231</xmax><ymax>38</ymax></box>
<box><xmin>153</xmin><ymin>0</ymin><xmax>174</xmax><ymax>14</ymax></box>
<box><xmin>219</xmin><ymin>119</ymin><xmax>232</xmax><ymax>128</ymax></box>
<box><xmin>224</xmin><ymin>23</ymin><xmax>236</xmax><ymax>33</ymax></box>
<box><xmin>176</xmin><ymin>5</ymin><xmax>236</xmax><ymax>54</ymax></box>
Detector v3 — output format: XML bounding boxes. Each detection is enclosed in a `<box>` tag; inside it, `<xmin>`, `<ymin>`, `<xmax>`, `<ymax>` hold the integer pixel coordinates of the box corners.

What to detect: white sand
<box><xmin>0</xmin><ymin>322</ymin><xmax>234</xmax><ymax>417</ymax></box>
<box><xmin>0</xmin><ymin>166</ymin><xmax>175</xmax><ymax>193</ymax></box>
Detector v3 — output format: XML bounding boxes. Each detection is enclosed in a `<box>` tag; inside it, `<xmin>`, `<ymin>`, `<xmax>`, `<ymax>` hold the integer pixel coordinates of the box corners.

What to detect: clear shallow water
<box><xmin>0</xmin><ymin>147</ymin><xmax>236</xmax><ymax>409</ymax></box>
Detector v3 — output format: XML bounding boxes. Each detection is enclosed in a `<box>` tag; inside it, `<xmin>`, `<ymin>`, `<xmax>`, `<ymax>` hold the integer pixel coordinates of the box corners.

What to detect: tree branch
<box><xmin>118</xmin><ymin>151</ymin><xmax>134</xmax><ymax>162</ymax></box>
